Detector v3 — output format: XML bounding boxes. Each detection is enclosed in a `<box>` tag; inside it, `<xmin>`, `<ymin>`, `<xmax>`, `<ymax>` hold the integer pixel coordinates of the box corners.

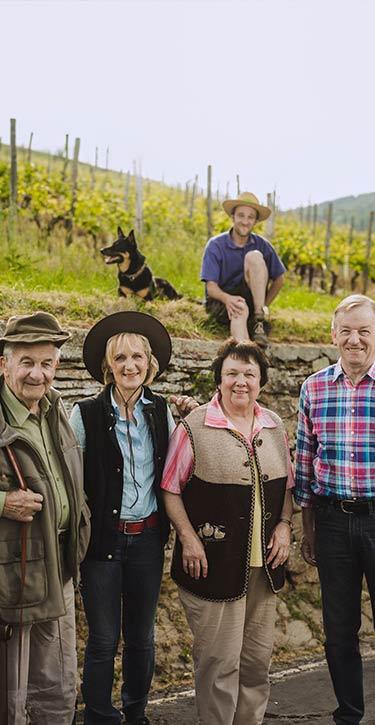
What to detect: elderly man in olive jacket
<box><xmin>0</xmin><ymin>312</ymin><xmax>90</xmax><ymax>725</ymax></box>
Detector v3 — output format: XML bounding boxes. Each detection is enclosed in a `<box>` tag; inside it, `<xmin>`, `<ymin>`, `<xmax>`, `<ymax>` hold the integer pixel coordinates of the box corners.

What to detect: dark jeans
<box><xmin>80</xmin><ymin>527</ymin><xmax>164</xmax><ymax>724</ymax></box>
<box><xmin>315</xmin><ymin>504</ymin><xmax>375</xmax><ymax>725</ymax></box>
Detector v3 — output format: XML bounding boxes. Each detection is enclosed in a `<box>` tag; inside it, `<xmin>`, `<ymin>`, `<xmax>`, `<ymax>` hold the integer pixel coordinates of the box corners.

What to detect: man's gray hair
<box><xmin>2</xmin><ymin>342</ymin><xmax>61</xmax><ymax>361</ymax></box>
<box><xmin>331</xmin><ymin>294</ymin><xmax>375</xmax><ymax>330</ymax></box>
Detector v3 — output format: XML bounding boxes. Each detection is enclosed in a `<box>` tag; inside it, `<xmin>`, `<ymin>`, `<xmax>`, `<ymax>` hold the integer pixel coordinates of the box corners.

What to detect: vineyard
<box><xmin>0</xmin><ymin>141</ymin><xmax>374</xmax><ymax>341</ymax></box>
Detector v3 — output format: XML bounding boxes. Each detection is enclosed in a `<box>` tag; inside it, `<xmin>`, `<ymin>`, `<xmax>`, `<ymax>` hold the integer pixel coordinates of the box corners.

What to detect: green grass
<box><xmin>0</xmin><ymin>146</ymin><xmax>365</xmax><ymax>342</ymax></box>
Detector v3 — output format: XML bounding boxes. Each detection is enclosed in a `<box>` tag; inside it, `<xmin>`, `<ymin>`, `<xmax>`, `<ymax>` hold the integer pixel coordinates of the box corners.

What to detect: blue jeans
<box><xmin>315</xmin><ymin>504</ymin><xmax>375</xmax><ymax>725</ymax></box>
<box><xmin>80</xmin><ymin>527</ymin><xmax>164</xmax><ymax>724</ymax></box>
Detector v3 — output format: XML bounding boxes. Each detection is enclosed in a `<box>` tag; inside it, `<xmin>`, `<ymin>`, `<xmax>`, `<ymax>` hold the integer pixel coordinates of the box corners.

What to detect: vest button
<box><xmin>256</xmin><ymin>439</ymin><xmax>263</xmax><ymax>446</ymax></box>
<box><xmin>116</xmin><ymin>467</ymin><xmax>121</xmax><ymax>473</ymax></box>
<box><xmin>107</xmin><ymin>554</ymin><xmax>113</xmax><ymax>560</ymax></box>
<box><xmin>243</xmin><ymin>461</ymin><xmax>251</xmax><ymax>467</ymax></box>
<box><xmin>262</xmin><ymin>474</ymin><xmax>269</xmax><ymax>482</ymax></box>
<box><xmin>113</xmin><ymin>509</ymin><xmax>118</xmax><ymax>515</ymax></box>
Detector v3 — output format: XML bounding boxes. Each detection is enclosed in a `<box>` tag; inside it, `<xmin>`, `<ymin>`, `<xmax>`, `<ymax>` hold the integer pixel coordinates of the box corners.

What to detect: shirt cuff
<box><xmin>0</xmin><ymin>491</ymin><xmax>6</xmax><ymax>517</ymax></box>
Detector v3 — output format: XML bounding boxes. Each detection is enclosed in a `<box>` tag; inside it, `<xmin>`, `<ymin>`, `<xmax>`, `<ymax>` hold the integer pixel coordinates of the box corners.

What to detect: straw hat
<box><xmin>83</xmin><ymin>311</ymin><xmax>172</xmax><ymax>384</ymax></box>
<box><xmin>222</xmin><ymin>192</ymin><xmax>271</xmax><ymax>222</ymax></box>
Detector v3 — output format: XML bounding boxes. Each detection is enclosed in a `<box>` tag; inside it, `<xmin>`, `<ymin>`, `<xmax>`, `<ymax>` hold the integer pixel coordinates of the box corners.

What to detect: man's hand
<box><xmin>300</xmin><ymin>508</ymin><xmax>316</xmax><ymax>566</ymax></box>
<box><xmin>266</xmin><ymin>522</ymin><xmax>291</xmax><ymax>569</ymax></box>
<box><xmin>180</xmin><ymin>532</ymin><xmax>208</xmax><ymax>580</ymax></box>
<box><xmin>170</xmin><ymin>395</ymin><xmax>199</xmax><ymax>417</ymax></box>
<box><xmin>300</xmin><ymin>532</ymin><xmax>317</xmax><ymax>567</ymax></box>
<box><xmin>3</xmin><ymin>489</ymin><xmax>43</xmax><ymax>522</ymax></box>
<box><xmin>225</xmin><ymin>295</ymin><xmax>248</xmax><ymax>321</ymax></box>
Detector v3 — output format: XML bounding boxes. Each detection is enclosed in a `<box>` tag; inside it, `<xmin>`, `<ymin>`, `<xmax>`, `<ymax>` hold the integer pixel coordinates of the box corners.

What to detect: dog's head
<box><xmin>101</xmin><ymin>228</ymin><xmax>145</xmax><ymax>274</ymax></box>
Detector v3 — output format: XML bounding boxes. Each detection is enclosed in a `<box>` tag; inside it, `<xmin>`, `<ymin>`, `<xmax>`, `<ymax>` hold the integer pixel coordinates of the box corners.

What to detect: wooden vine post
<box><xmin>265</xmin><ymin>191</ymin><xmax>275</xmax><ymax>240</ymax></box>
<box><xmin>9</xmin><ymin>118</ymin><xmax>18</xmax><ymax>244</ymax></box>
<box><xmin>62</xmin><ymin>134</ymin><xmax>69</xmax><ymax>180</ymax></box>
<box><xmin>189</xmin><ymin>175</ymin><xmax>198</xmax><ymax>219</ymax></box>
<box><xmin>207</xmin><ymin>165</ymin><xmax>213</xmax><ymax>240</ymax></box>
<box><xmin>124</xmin><ymin>171</ymin><xmax>130</xmax><ymax>210</ymax></box>
<box><xmin>27</xmin><ymin>132</ymin><xmax>33</xmax><ymax>165</ymax></box>
<box><xmin>312</xmin><ymin>204</ymin><xmax>318</xmax><ymax>238</ymax></box>
<box><xmin>324</xmin><ymin>202</ymin><xmax>333</xmax><ymax>283</ymax></box>
<box><xmin>67</xmin><ymin>137</ymin><xmax>80</xmax><ymax>246</ymax></box>
<box><xmin>363</xmin><ymin>211</ymin><xmax>374</xmax><ymax>294</ymax></box>
<box><xmin>135</xmin><ymin>162</ymin><xmax>143</xmax><ymax>238</ymax></box>
<box><xmin>343</xmin><ymin>216</ymin><xmax>354</xmax><ymax>289</ymax></box>
<box><xmin>184</xmin><ymin>180</ymin><xmax>190</xmax><ymax>206</ymax></box>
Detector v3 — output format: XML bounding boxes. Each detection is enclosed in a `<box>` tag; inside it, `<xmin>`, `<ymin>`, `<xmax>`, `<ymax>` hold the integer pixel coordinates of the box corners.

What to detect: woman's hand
<box><xmin>180</xmin><ymin>532</ymin><xmax>208</xmax><ymax>580</ymax></box>
<box><xmin>266</xmin><ymin>521</ymin><xmax>291</xmax><ymax>569</ymax></box>
<box><xmin>170</xmin><ymin>395</ymin><xmax>199</xmax><ymax>417</ymax></box>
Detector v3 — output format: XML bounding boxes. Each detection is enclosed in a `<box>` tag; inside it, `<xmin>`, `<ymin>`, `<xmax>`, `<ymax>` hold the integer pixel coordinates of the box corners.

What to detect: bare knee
<box><xmin>244</xmin><ymin>250</ymin><xmax>266</xmax><ymax>271</ymax></box>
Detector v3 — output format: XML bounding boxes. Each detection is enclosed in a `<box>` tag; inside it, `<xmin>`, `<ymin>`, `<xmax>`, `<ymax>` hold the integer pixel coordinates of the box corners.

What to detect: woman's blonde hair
<box><xmin>102</xmin><ymin>332</ymin><xmax>159</xmax><ymax>386</ymax></box>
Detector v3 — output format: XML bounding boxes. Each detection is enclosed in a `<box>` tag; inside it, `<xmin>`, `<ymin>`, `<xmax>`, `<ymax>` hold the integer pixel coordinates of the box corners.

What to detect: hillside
<box><xmin>285</xmin><ymin>192</ymin><xmax>375</xmax><ymax>230</ymax></box>
<box><xmin>0</xmin><ymin>139</ymin><xmax>375</xmax><ymax>343</ymax></box>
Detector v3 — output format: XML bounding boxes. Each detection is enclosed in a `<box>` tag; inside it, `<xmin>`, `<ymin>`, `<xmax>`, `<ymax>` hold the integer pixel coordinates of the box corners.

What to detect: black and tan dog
<box><xmin>101</xmin><ymin>227</ymin><xmax>181</xmax><ymax>301</ymax></box>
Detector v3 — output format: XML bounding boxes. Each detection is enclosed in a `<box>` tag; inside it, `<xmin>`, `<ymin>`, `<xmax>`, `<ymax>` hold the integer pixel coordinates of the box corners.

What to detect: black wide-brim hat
<box><xmin>83</xmin><ymin>311</ymin><xmax>172</xmax><ymax>384</ymax></box>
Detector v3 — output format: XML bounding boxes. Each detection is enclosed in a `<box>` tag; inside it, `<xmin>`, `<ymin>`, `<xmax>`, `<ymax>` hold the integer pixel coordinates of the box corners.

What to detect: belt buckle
<box><xmin>340</xmin><ymin>500</ymin><xmax>354</xmax><ymax>514</ymax></box>
<box><xmin>123</xmin><ymin>520</ymin><xmax>143</xmax><ymax>535</ymax></box>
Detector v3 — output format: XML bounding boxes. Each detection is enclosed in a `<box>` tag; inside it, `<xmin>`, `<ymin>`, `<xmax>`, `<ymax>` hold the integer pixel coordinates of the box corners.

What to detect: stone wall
<box><xmin>11</xmin><ymin>330</ymin><xmax>374</xmax><ymax>670</ymax></box>
<box><xmin>56</xmin><ymin>333</ymin><xmax>339</xmax><ymax>447</ymax></box>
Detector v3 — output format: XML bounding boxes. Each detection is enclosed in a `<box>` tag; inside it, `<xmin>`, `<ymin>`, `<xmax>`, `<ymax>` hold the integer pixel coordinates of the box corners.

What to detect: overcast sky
<box><xmin>1</xmin><ymin>0</ymin><xmax>374</xmax><ymax>208</ymax></box>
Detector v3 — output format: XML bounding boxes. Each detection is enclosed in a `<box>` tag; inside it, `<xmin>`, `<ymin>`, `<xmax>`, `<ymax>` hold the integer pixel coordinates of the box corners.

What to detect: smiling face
<box><xmin>332</xmin><ymin>304</ymin><xmax>375</xmax><ymax>379</ymax></box>
<box><xmin>1</xmin><ymin>343</ymin><xmax>59</xmax><ymax>413</ymax></box>
<box><xmin>218</xmin><ymin>354</ymin><xmax>261</xmax><ymax>413</ymax></box>
<box><xmin>231</xmin><ymin>205</ymin><xmax>258</xmax><ymax>239</ymax></box>
<box><xmin>105</xmin><ymin>334</ymin><xmax>150</xmax><ymax>398</ymax></box>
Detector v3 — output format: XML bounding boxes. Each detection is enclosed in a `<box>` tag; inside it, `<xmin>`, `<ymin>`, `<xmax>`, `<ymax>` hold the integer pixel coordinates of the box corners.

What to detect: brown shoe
<box><xmin>252</xmin><ymin>318</ymin><xmax>268</xmax><ymax>347</ymax></box>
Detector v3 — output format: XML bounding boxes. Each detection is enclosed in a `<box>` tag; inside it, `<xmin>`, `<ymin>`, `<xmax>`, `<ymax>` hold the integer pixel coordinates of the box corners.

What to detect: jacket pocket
<box><xmin>77</xmin><ymin>503</ymin><xmax>91</xmax><ymax>564</ymax></box>
<box><xmin>0</xmin><ymin>537</ymin><xmax>47</xmax><ymax>608</ymax></box>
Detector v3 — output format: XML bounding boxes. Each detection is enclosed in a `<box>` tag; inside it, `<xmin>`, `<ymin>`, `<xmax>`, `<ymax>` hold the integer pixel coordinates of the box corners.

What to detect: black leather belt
<box><xmin>314</xmin><ymin>496</ymin><xmax>375</xmax><ymax>515</ymax></box>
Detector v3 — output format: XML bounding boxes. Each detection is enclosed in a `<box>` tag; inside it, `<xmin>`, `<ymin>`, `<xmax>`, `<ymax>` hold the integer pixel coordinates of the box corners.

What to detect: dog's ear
<box><xmin>128</xmin><ymin>230</ymin><xmax>137</xmax><ymax>247</ymax></box>
<box><xmin>117</xmin><ymin>226</ymin><xmax>125</xmax><ymax>238</ymax></box>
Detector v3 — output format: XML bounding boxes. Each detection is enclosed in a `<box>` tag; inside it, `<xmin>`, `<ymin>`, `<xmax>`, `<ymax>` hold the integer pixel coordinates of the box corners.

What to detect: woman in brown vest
<box><xmin>161</xmin><ymin>338</ymin><xmax>294</xmax><ymax>725</ymax></box>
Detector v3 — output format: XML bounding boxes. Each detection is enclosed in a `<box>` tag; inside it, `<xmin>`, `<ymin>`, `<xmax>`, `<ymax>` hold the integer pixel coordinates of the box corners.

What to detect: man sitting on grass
<box><xmin>201</xmin><ymin>192</ymin><xmax>285</xmax><ymax>345</ymax></box>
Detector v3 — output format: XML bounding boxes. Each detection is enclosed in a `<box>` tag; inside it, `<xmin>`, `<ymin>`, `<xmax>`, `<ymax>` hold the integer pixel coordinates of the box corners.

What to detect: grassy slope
<box><xmin>0</xmin><ymin>142</ymin><xmax>358</xmax><ymax>341</ymax></box>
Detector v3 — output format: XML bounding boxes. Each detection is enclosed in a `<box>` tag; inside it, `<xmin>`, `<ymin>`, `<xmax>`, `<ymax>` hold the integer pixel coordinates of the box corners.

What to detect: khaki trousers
<box><xmin>179</xmin><ymin>567</ymin><xmax>276</xmax><ymax>725</ymax></box>
<box><xmin>7</xmin><ymin>578</ymin><xmax>77</xmax><ymax>725</ymax></box>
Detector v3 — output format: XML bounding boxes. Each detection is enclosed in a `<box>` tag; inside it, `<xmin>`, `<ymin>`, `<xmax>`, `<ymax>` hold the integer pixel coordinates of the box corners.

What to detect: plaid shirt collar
<box><xmin>332</xmin><ymin>358</ymin><xmax>375</xmax><ymax>383</ymax></box>
<box><xmin>204</xmin><ymin>392</ymin><xmax>276</xmax><ymax>437</ymax></box>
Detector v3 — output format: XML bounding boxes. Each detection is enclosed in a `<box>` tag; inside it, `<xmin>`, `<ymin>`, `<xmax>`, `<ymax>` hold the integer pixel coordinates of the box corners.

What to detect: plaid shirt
<box><xmin>294</xmin><ymin>359</ymin><xmax>375</xmax><ymax>507</ymax></box>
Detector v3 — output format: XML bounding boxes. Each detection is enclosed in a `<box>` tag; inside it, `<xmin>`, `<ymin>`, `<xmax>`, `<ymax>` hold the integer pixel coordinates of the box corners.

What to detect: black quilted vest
<box><xmin>77</xmin><ymin>384</ymin><xmax>170</xmax><ymax>560</ymax></box>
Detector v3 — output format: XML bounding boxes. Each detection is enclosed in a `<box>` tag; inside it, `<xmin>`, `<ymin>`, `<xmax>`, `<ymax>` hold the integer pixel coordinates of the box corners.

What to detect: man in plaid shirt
<box><xmin>295</xmin><ymin>294</ymin><xmax>375</xmax><ymax>725</ymax></box>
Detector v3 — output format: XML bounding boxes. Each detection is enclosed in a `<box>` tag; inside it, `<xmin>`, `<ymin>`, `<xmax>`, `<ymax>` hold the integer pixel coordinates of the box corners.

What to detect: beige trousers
<box><xmin>7</xmin><ymin>578</ymin><xmax>77</xmax><ymax>725</ymax></box>
<box><xmin>179</xmin><ymin>567</ymin><xmax>276</xmax><ymax>725</ymax></box>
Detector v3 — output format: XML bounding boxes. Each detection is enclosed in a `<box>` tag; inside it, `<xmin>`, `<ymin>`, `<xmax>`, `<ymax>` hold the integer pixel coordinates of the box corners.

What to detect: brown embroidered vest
<box><xmin>171</xmin><ymin>404</ymin><xmax>289</xmax><ymax>601</ymax></box>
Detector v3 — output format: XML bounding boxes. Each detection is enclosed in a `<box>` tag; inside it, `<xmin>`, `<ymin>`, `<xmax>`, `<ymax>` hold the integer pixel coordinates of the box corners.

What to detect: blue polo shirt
<box><xmin>201</xmin><ymin>230</ymin><xmax>286</xmax><ymax>292</ymax></box>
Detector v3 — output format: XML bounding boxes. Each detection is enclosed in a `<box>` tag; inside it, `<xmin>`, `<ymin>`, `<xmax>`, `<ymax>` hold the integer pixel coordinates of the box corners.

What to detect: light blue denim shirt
<box><xmin>70</xmin><ymin>387</ymin><xmax>175</xmax><ymax>521</ymax></box>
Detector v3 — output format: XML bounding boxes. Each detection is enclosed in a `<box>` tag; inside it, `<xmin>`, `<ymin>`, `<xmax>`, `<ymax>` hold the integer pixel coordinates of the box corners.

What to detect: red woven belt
<box><xmin>118</xmin><ymin>511</ymin><xmax>159</xmax><ymax>535</ymax></box>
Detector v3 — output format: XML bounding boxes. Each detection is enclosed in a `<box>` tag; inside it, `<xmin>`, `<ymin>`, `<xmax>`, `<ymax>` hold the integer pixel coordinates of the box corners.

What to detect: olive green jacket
<box><xmin>0</xmin><ymin>378</ymin><xmax>90</xmax><ymax>624</ymax></box>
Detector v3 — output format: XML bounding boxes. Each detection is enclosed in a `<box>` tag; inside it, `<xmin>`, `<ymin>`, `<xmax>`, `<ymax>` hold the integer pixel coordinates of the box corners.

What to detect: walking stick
<box><xmin>0</xmin><ymin>621</ymin><xmax>13</xmax><ymax>725</ymax></box>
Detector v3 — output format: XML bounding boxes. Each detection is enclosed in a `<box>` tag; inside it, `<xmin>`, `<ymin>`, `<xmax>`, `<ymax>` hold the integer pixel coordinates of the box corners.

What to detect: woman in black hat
<box><xmin>70</xmin><ymin>312</ymin><xmax>191</xmax><ymax>725</ymax></box>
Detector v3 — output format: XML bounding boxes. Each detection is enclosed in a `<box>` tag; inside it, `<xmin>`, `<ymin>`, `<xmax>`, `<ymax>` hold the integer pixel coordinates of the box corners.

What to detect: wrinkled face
<box><xmin>107</xmin><ymin>336</ymin><xmax>149</xmax><ymax>394</ymax></box>
<box><xmin>219</xmin><ymin>355</ymin><xmax>261</xmax><ymax>411</ymax></box>
<box><xmin>232</xmin><ymin>205</ymin><xmax>258</xmax><ymax>238</ymax></box>
<box><xmin>1</xmin><ymin>343</ymin><xmax>59</xmax><ymax>411</ymax></box>
<box><xmin>332</xmin><ymin>305</ymin><xmax>375</xmax><ymax>375</ymax></box>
